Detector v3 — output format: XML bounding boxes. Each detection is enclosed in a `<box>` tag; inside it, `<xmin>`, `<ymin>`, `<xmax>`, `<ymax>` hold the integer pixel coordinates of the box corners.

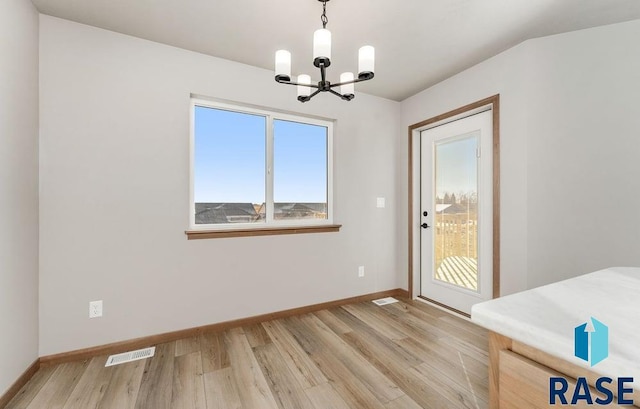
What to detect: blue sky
<box><xmin>435</xmin><ymin>133</ymin><xmax>478</xmax><ymax>198</ymax></box>
<box><xmin>194</xmin><ymin>106</ymin><xmax>327</xmax><ymax>204</ymax></box>
<box><xmin>274</xmin><ymin>119</ymin><xmax>327</xmax><ymax>203</ymax></box>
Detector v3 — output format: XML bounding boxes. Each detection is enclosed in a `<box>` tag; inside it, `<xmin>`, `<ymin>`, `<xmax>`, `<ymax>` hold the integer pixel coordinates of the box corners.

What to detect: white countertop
<box><xmin>471</xmin><ymin>266</ymin><xmax>640</xmax><ymax>388</ymax></box>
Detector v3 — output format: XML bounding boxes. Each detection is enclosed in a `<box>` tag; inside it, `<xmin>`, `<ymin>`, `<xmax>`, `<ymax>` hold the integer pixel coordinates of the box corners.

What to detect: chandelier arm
<box><xmin>328</xmin><ymin>89</ymin><xmax>345</xmax><ymax>98</ymax></box>
<box><xmin>299</xmin><ymin>88</ymin><xmax>322</xmax><ymax>102</ymax></box>
<box><xmin>274</xmin><ymin>78</ymin><xmax>320</xmax><ymax>89</ymax></box>
<box><xmin>277</xmin><ymin>73</ymin><xmax>372</xmax><ymax>90</ymax></box>
<box><xmin>328</xmin><ymin>88</ymin><xmax>354</xmax><ymax>101</ymax></box>
<box><xmin>329</xmin><ymin>75</ymin><xmax>375</xmax><ymax>88</ymax></box>
<box><xmin>309</xmin><ymin>89</ymin><xmax>322</xmax><ymax>98</ymax></box>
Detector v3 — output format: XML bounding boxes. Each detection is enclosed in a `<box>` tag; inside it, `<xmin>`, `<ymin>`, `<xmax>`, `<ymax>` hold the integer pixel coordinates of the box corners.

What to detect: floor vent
<box><xmin>372</xmin><ymin>297</ymin><xmax>399</xmax><ymax>306</ymax></box>
<box><xmin>105</xmin><ymin>346</ymin><xmax>155</xmax><ymax>367</ymax></box>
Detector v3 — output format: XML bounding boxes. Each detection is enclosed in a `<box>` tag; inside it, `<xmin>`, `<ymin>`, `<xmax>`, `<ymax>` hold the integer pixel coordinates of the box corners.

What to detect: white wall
<box><xmin>400</xmin><ymin>19</ymin><xmax>640</xmax><ymax>294</ymax></box>
<box><xmin>39</xmin><ymin>16</ymin><xmax>401</xmax><ymax>356</ymax></box>
<box><xmin>524</xmin><ymin>21</ymin><xmax>640</xmax><ymax>289</ymax></box>
<box><xmin>0</xmin><ymin>0</ymin><xmax>40</xmax><ymax>395</ymax></box>
<box><xmin>37</xmin><ymin>11</ymin><xmax>640</xmax><ymax>358</ymax></box>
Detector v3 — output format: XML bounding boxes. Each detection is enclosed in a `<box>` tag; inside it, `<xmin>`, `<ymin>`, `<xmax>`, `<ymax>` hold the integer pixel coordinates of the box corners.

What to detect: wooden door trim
<box><xmin>407</xmin><ymin>94</ymin><xmax>500</xmax><ymax>300</ymax></box>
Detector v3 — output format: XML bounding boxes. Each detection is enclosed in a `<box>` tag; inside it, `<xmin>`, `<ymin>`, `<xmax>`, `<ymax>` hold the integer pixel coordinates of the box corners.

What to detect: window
<box><xmin>189</xmin><ymin>98</ymin><xmax>334</xmax><ymax>233</ymax></box>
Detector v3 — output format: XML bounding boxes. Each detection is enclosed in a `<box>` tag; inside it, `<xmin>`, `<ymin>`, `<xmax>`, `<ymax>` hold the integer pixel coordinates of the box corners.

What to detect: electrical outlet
<box><xmin>358</xmin><ymin>266</ymin><xmax>365</xmax><ymax>277</ymax></box>
<box><xmin>89</xmin><ymin>300</ymin><xmax>103</xmax><ymax>318</ymax></box>
<box><xmin>376</xmin><ymin>197</ymin><xmax>385</xmax><ymax>208</ymax></box>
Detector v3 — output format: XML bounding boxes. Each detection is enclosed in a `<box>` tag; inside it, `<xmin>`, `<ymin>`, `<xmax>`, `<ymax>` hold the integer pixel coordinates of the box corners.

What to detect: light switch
<box><xmin>376</xmin><ymin>197</ymin><xmax>385</xmax><ymax>208</ymax></box>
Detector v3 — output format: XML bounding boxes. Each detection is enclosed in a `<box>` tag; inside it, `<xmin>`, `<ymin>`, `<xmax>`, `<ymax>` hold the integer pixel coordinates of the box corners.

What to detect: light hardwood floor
<box><xmin>6</xmin><ymin>298</ymin><xmax>489</xmax><ymax>409</ymax></box>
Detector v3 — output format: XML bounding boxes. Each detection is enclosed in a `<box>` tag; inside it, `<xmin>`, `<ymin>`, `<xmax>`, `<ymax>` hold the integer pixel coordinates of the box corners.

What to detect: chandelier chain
<box><xmin>321</xmin><ymin>1</ymin><xmax>328</xmax><ymax>28</ymax></box>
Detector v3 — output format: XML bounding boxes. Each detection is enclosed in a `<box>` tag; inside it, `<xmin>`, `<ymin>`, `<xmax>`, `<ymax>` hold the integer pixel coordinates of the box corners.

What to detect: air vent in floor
<box><xmin>105</xmin><ymin>346</ymin><xmax>155</xmax><ymax>367</ymax></box>
<box><xmin>372</xmin><ymin>297</ymin><xmax>399</xmax><ymax>306</ymax></box>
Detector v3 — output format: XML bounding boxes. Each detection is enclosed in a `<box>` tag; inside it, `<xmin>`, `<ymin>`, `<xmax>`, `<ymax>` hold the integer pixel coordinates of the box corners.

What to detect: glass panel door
<box><xmin>419</xmin><ymin>109</ymin><xmax>493</xmax><ymax>315</ymax></box>
<box><xmin>434</xmin><ymin>133</ymin><xmax>479</xmax><ymax>292</ymax></box>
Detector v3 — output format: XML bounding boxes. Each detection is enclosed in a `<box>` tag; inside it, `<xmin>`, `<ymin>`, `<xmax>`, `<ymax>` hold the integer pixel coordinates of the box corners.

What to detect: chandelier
<box><xmin>274</xmin><ymin>0</ymin><xmax>375</xmax><ymax>102</ymax></box>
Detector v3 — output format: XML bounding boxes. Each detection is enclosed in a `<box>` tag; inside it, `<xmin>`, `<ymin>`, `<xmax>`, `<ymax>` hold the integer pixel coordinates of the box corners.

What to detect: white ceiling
<box><xmin>32</xmin><ymin>0</ymin><xmax>640</xmax><ymax>101</ymax></box>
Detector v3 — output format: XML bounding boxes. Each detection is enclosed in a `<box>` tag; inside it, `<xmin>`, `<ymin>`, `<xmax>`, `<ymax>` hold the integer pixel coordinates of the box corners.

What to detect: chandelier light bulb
<box><xmin>340</xmin><ymin>72</ymin><xmax>355</xmax><ymax>97</ymax></box>
<box><xmin>313</xmin><ymin>29</ymin><xmax>332</xmax><ymax>62</ymax></box>
<box><xmin>275</xmin><ymin>50</ymin><xmax>292</xmax><ymax>81</ymax></box>
<box><xmin>297</xmin><ymin>75</ymin><xmax>311</xmax><ymax>97</ymax></box>
<box><xmin>358</xmin><ymin>46</ymin><xmax>375</xmax><ymax>79</ymax></box>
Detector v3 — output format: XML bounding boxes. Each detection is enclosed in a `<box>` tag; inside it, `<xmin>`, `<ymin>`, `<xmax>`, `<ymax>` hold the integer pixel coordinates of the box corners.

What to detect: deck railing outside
<box><xmin>434</xmin><ymin>211</ymin><xmax>479</xmax><ymax>291</ymax></box>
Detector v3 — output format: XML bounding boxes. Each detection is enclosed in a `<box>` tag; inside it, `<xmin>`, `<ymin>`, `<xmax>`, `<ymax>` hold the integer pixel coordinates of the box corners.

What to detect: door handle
<box><xmin>421</xmin><ymin>223</ymin><xmax>430</xmax><ymax>229</ymax></box>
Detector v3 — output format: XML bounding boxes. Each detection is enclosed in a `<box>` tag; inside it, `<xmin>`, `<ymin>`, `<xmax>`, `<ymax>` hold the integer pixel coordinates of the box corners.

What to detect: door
<box><xmin>419</xmin><ymin>109</ymin><xmax>493</xmax><ymax>315</ymax></box>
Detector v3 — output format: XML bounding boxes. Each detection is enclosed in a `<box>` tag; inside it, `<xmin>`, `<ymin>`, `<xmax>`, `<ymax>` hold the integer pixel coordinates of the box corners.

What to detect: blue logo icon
<box><xmin>574</xmin><ymin>317</ymin><xmax>608</xmax><ymax>367</ymax></box>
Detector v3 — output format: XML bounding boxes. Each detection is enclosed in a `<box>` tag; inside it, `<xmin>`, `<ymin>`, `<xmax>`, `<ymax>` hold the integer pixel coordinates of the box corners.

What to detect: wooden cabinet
<box><xmin>490</xmin><ymin>332</ymin><xmax>639</xmax><ymax>409</ymax></box>
<box><xmin>499</xmin><ymin>350</ymin><xmax>630</xmax><ymax>408</ymax></box>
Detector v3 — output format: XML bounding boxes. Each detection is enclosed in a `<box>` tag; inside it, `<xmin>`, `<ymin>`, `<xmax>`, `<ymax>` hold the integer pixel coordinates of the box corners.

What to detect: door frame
<box><xmin>408</xmin><ymin>94</ymin><xmax>501</xmax><ymax>313</ymax></box>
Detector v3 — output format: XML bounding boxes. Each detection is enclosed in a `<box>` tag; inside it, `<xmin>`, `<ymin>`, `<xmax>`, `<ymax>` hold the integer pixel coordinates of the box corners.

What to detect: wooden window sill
<box><xmin>185</xmin><ymin>224</ymin><xmax>342</xmax><ymax>240</ymax></box>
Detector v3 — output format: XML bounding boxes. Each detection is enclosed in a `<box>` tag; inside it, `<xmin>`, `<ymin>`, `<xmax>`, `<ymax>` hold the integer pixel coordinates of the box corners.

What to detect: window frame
<box><xmin>188</xmin><ymin>97</ymin><xmax>335</xmax><ymax>232</ymax></box>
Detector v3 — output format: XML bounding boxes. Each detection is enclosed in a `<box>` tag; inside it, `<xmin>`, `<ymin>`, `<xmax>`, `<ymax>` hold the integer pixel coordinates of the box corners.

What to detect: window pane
<box><xmin>194</xmin><ymin>106</ymin><xmax>265</xmax><ymax>224</ymax></box>
<box><xmin>273</xmin><ymin>120</ymin><xmax>328</xmax><ymax>221</ymax></box>
<box><xmin>434</xmin><ymin>133</ymin><xmax>479</xmax><ymax>292</ymax></box>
